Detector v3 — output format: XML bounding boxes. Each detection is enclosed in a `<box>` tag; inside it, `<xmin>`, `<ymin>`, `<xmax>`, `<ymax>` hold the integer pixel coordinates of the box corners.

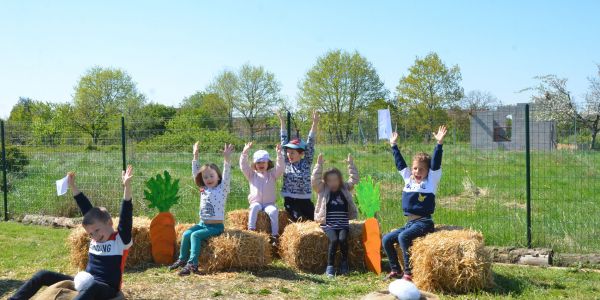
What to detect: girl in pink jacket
<box><xmin>240</xmin><ymin>142</ymin><xmax>285</xmax><ymax>246</ymax></box>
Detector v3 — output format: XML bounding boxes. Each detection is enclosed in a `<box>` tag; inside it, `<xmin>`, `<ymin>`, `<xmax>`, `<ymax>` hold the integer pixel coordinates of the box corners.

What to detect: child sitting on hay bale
<box><xmin>312</xmin><ymin>153</ymin><xmax>359</xmax><ymax>277</ymax></box>
<box><xmin>382</xmin><ymin>126</ymin><xmax>447</xmax><ymax>282</ymax></box>
<box><xmin>10</xmin><ymin>166</ymin><xmax>135</xmax><ymax>300</ymax></box>
<box><xmin>240</xmin><ymin>141</ymin><xmax>285</xmax><ymax>246</ymax></box>
<box><xmin>278</xmin><ymin>110</ymin><xmax>319</xmax><ymax>222</ymax></box>
<box><xmin>168</xmin><ymin>142</ymin><xmax>234</xmax><ymax>276</ymax></box>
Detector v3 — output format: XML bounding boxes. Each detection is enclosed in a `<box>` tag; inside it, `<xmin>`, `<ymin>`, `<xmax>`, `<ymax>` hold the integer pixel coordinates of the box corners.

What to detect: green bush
<box><xmin>137</xmin><ymin>129</ymin><xmax>243</xmax><ymax>153</ymax></box>
<box><xmin>4</xmin><ymin>146</ymin><xmax>29</xmax><ymax>173</ymax></box>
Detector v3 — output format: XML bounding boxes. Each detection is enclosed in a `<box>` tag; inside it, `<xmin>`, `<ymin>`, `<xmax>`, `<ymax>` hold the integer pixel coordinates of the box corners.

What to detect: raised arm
<box><xmin>222</xmin><ymin>144</ymin><xmax>234</xmax><ymax>194</ymax></box>
<box><xmin>273</xmin><ymin>144</ymin><xmax>285</xmax><ymax>178</ymax></box>
<box><xmin>431</xmin><ymin>125</ymin><xmax>447</xmax><ymax>171</ymax></box>
<box><xmin>67</xmin><ymin>172</ymin><xmax>93</xmax><ymax>215</ymax></box>
<box><xmin>239</xmin><ymin>142</ymin><xmax>254</xmax><ymax>180</ymax></box>
<box><xmin>311</xmin><ymin>153</ymin><xmax>325</xmax><ymax>192</ymax></box>
<box><xmin>345</xmin><ymin>154</ymin><xmax>360</xmax><ymax>190</ymax></box>
<box><xmin>192</xmin><ymin>141</ymin><xmax>200</xmax><ymax>178</ymax></box>
<box><xmin>118</xmin><ymin>165</ymin><xmax>133</xmax><ymax>245</ymax></box>
<box><xmin>304</xmin><ymin>110</ymin><xmax>319</xmax><ymax>163</ymax></box>
<box><xmin>389</xmin><ymin>132</ymin><xmax>407</xmax><ymax>171</ymax></box>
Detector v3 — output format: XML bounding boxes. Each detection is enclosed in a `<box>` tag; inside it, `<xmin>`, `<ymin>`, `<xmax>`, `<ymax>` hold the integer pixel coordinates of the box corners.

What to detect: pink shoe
<box><xmin>402</xmin><ymin>274</ymin><xmax>413</xmax><ymax>281</ymax></box>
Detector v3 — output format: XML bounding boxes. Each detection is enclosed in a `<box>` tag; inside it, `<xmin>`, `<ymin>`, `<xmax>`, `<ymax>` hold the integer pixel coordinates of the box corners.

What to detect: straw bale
<box><xmin>68</xmin><ymin>217</ymin><xmax>152</xmax><ymax>269</ymax></box>
<box><xmin>392</xmin><ymin>228</ymin><xmax>493</xmax><ymax>293</ymax></box>
<box><xmin>226</xmin><ymin>209</ymin><xmax>291</xmax><ymax>235</ymax></box>
<box><xmin>279</xmin><ymin>221</ymin><xmax>365</xmax><ymax>273</ymax></box>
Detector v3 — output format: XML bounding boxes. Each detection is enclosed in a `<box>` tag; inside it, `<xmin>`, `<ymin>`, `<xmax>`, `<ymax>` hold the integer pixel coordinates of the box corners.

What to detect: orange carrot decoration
<box><xmin>144</xmin><ymin>170</ymin><xmax>180</xmax><ymax>265</ymax></box>
<box><xmin>355</xmin><ymin>176</ymin><xmax>382</xmax><ymax>274</ymax></box>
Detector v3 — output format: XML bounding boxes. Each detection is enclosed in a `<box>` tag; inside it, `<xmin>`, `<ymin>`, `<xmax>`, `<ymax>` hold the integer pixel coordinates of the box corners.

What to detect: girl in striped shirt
<box><xmin>312</xmin><ymin>153</ymin><xmax>359</xmax><ymax>278</ymax></box>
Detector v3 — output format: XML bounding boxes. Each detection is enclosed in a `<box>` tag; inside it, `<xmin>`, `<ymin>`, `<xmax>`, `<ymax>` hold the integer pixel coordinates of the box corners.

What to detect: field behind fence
<box><xmin>1</xmin><ymin>105</ymin><xmax>599</xmax><ymax>254</ymax></box>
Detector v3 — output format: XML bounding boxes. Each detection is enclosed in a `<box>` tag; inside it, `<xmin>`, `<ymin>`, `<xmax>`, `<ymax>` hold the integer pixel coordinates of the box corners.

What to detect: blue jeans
<box><xmin>382</xmin><ymin>217</ymin><xmax>434</xmax><ymax>275</ymax></box>
<box><xmin>9</xmin><ymin>270</ymin><xmax>117</xmax><ymax>300</ymax></box>
<box><xmin>179</xmin><ymin>222</ymin><xmax>225</xmax><ymax>265</ymax></box>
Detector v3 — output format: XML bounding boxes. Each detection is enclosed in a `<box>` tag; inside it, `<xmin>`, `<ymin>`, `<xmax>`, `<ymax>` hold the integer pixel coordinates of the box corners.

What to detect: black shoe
<box><xmin>270</xmin><ymin>235</ymin><xmax>279</xmax><ymax>247</ymax></box>
<box><xmin>339</xmin><ymin>260</ymin><xmax>349</xmax><ymax>275</ymax></box>
<box><xmin>178</xmin><ymin>263</ymin><xmax>201</xmax><ymax>276</ymax></box>
<box><xmin>168</xmin><ymin>259</ymin><xmax>186</xmax><ymax>271</ymax></box>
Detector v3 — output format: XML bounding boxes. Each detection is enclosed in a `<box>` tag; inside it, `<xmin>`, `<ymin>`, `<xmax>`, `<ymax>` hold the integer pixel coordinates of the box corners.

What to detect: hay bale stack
<box><xmin>175</xmin><ymin>223</ymin><xmax>271</xmax><ymax>272</ymax></box>
<box><xmin>408</xmin><ymin>229</ymin><xmax>493</xmax><ymax>293</ymax></box>
<box><xmin>279</xmin><ymin>221</ymin><xmax>365</xmax><ymax>273</ymax></box>
<box><xmin>68</xmin><ymin>217</ymin><xmax>152</xmax><ymax>269</ymax></box>
<box><xmin>226</xmin><ymin>209</ymin><xmax>291</xmax><ymax>236</ymax></box>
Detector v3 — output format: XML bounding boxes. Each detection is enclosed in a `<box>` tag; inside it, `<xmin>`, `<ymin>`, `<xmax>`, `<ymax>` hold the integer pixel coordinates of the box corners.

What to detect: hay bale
<box><xmin>68</xmin><ymin>217</ymin><xmax>152</xmax><ymax>269</ymax></box>
<box><xmin>279</xmin><ymin>221</ymin><xmax>365</xmax><ymax>273</ymax></box>
<box><xmin>406</xmin><ymin>229</ymin><xmax>493</xmax><ymax>293</ymax></box>
<box><xmin>175</xmin><ymin>223</ymin><xmax>271</xmax><ymax>272</ymax></box>
<box><xmin>226</xmin><ymin>209</ymin><xmax>291</xmax><ymax>236</ymax></box>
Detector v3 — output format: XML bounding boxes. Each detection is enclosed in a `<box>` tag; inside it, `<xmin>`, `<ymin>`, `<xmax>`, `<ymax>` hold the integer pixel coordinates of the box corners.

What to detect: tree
<box><xmin>461</xmin><ymin>90</ymin><xmax>499</xmax><ymax>112</ymax></box>
<box><xmin>298</xmin><ymin>50</ymin><xmax>388</xmax><ymax>143</ymax></box>
<box><xmin>72</xmin><ymin>67</ymin><xmax>146</xmax><ymax>144</ymax></box>
<box><xmin>7</xmin><ymin>98</ymin><xmax>73</xmax><ymax>145</ymax></box>
<box><xmin>527</xmin><ymin>67</ymin><xmax>600</xmax><ymax>149</ymax></box>
<box><xmin>209</xmin><ymin>64</ymin><xmax>283</xmax><ymax>138</ymax></box>
<box><xmin>396</xmin><ymin>52</ymin><xmax>463</xmax><ymax>140</ymax></box>
<box><xmin>126</xmin><ymin>103</ymin><xmax>177</xmax><ymax>141</ymax></box>
<box><xmin>207</xmin><ymin>70</ymin><xmax>237</xmax><ymax>130</ymax></box>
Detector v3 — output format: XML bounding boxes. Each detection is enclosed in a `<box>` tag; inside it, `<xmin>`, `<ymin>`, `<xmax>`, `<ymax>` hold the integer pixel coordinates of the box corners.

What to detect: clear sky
<box><xmin>1</xmin><ymin>1</ymin><xmax>599</xmax><ymax>118</ymax></box>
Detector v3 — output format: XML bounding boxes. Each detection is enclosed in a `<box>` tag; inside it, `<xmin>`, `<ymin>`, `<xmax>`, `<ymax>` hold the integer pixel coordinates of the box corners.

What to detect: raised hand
<box><xmin>242</xmin><ymin>142</ymin><xmax>253</xmax><ymax>155</ymax></box>
<box><xmin>346</xmin><ymin>153</ymin><xmax>353</xmax><ymax>164</ymax></box>
<box><xmin>193</xmin><ymin>141</ymin><xmax>200</xmax><ymax>160</ymax></box>
<box><xmin>317</xmin><ymin>153</ymin><xmax>324</xmax><ymax>165</ymax></box>
<box><xmin>67</xmin><ymin>172</ymin><xmax>76</xmax><ymax>188</ymax></box>
<box><xmin>433</xmin><ymin>125</ymin><xmax>448</xmax><ymax>144</ymax></box>
<box><xmin>390</xmin><ymin>132</ymin><xmax>399</xmax><ymax>145</ymax></box>
<box><xmin>223</xmin><ymin>144</ymin><xmax>234</xmax><ymax>162</ymax></box>
<box><xmin>312</xmin><ymin>110</ymin><xmax>320</xmax><ymax>124</ymax></box>
<box><xmin>122</xmin><ymin>165</ymin><xmax>134</xmax><ymax>187</ymax></box>
<box><xmin>275</xmin><ymin>143</ymin><xmax>282</xmax><ymax>153</ymax></box>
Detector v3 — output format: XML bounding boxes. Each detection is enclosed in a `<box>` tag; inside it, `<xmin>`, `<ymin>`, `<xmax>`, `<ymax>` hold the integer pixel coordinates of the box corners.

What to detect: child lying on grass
<box><xmin>10</xmin><ymin>165</ymin><xmax>134</xmax><ymax>300</ymax></box>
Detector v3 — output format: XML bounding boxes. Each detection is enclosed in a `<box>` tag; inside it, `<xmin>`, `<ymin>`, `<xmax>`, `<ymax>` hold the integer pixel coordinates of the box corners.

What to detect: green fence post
<box><xmin>121</xmin><ymin>116</ymin><xmax>127</xmax><ymax>171</ymax></box>
<box><xmin>1</xmin><ymin>120</ymin><xmax>8</xmax><ymax>221</ymax></box>
<box><xmin>525</xmin><ymin>104</ymin><xmax>532</xmax><ymax>248</ymax></box>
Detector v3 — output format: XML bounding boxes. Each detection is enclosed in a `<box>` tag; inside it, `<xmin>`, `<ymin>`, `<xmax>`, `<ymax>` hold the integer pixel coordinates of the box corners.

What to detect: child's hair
<box><xmin>252</xmin><ymin>161</ymin><xmax>274</xmax><ymax>171</ymax></box>
<box><xmin>412</xmin><ymin>152</ymin><xmax>431</xmax><ymax>169</ymax></box>
<box><xmin>323</xmin><ymin>167</ymin><xmax>344</xmax><ymax>187</ymax></box>
<box><xmin>82</xmin><ymin>207</ymin><xmax>111</xmax><ymax>226</ymax></box>
<box><xmin>194</xmin><ymin>163</ymin><xmax>223</xmax><ymax>187</ymax></box>
<box><xmin>289</xmin><ymin>148</ymin><xmax>305</xmax><ymax>154</ymax></box>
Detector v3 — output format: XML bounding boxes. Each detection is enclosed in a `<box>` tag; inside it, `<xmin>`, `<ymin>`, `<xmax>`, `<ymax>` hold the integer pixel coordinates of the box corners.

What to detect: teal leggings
<box><xmin>178</xmin><ymin>222</ymin><xmax>224</xmax><ymax>265</ymax></box>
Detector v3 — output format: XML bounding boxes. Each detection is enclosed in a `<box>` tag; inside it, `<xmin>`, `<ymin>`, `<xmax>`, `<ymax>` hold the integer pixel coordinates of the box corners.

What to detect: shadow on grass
<box><xmin>241</xmin><ymin>264</ymin><xmax>327</xmax><ymax>284</ymax></box>
<box><xmin>485</xmin><ymin>272</ymin><xmax>528</xmax><ymax>296</ymax></box>
<box><xmin>0</xmin><ymin>279</ymin><xmax>23</xmax><ymax>298</ymax></box>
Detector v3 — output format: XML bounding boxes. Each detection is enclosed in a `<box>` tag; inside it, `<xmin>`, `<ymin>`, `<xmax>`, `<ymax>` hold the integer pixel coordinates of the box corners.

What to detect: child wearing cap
<box><xmin>240</xmin><ymin>142</ymin><xmax>285</xmax><ymax>245</ymax></box>
<box><xmin>277</xmin><ymin>110</ymin><xmax>320</xmax><ymax>221</ymax></box>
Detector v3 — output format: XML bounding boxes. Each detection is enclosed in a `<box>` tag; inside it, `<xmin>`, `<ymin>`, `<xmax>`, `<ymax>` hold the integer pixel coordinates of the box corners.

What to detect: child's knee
<box><xmin>249</xmin><ymin>203</ymin><xmax>262</xmax><ymax>211</ymax></box>
<box><xmin>182</xmin><ymin>229</ymin><xmax>194</xmax><ymax>239</ymax></box>
<box><xmin>191</xmin><ymin>230</ymin><xmax>209</xmax><ymax>240</ymax></box>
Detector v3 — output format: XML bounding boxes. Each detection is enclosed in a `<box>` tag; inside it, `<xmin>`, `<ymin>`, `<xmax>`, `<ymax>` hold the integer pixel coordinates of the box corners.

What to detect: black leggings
<box><xmin>324</xmin><ymin>228</ymin><xmax>349</xmax><ymax>266</ymax></box>
<box><xmin>284</xmin><ymin>197</ymin><xmax>315</xmax><ymax>222</ymax></box>
<box><xmin>10</xmin><ymin>270</ymin><xmax>117</xmax><ymax>300</ymax></box>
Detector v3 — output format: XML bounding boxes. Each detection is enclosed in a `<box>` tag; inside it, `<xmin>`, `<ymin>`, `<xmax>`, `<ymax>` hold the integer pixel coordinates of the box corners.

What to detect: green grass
<box><xmin>2</xmin><ymin>222</ymin><xmax>600</xmax><ymax>299</ymax></box>
<box><xmin>3</xmin><ymin>142</ymin><xmax>600</xmax><ymax>253</ymax></box>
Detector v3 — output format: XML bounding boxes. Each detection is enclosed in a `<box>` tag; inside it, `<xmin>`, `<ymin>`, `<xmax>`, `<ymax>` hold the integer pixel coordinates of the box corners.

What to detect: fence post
<box><xmin>121</xmin><ymin>116</ymin><xmax>127</xmax><ymax>171</ymax></box>
<box><xmin>525</xmin><ymin>104</ymin><xmax>532</xmax><ymax>248</ymax></box>
<box><xmin>1</xmin><ymin>120</ymin><xmax>8</xmax><ymax>221</ymax></box>
<box><xmin>286</xmin><ymin>111</ymin><xmax>291</xmax><ymax>140</ymax></box>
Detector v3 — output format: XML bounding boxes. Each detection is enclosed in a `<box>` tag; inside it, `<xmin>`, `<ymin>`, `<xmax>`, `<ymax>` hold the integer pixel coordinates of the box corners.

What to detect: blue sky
<box><xmin>1</xmin><ymin>1</ymin><xmax>599</xmax><ymax>118</ymax></box>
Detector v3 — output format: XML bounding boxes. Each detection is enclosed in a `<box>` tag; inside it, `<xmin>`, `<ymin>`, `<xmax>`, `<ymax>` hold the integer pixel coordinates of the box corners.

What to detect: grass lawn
<box><xmin>2</xmin><ymin>222</ymin><xmax>600</xmax><ymax>299</ymax></box>
<box><xmin>4</xmin><ymin>143</ymin><xmax>600</xmax><ymax>253</ymax></box>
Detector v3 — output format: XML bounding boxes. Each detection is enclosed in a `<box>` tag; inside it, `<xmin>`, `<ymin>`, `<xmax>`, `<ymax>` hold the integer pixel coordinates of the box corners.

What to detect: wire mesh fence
<box><xmin>1</xmin><ymin>104</ymin><xmax>598</xmax><ymax>254</ymax></box>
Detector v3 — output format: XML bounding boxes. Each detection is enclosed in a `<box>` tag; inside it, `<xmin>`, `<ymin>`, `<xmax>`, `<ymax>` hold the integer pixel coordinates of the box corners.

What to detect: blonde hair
<box><xmin>412</xmin><ymin>152</ymin><xmax>431</xmax><ymax>169</ymax></box>
<box><xmin>82</xmin><ymin>207</ymin><xmax>111</xmax><ymax>226</ymax></box>
<box><xmin>194</xmin><ymin>163</ymin><xmax>222</xmax><ymax>187</ymax></box>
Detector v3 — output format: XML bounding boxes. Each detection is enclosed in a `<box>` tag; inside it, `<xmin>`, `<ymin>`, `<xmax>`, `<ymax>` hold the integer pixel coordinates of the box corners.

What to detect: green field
<box><xmin>3</xmin><ymin>143</ymin><xmax>600</xmax><ymax>253</ymax></box>
<box><xmin>2</xmin><ymin>222</ymin><xmax>600</xmax><ymax>300</ymax></box>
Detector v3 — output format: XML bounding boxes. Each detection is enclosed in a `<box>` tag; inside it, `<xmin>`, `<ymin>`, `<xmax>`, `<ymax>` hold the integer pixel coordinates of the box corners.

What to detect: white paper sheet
<box><xmin>56</xmin><ymin>176</ymin><xmax>69</xmax><ymax>196</ymax></box>
<box><xmin>378</xmin><ymin>109</ymin><xmax>392</xmax><ymax>140</ymax></box>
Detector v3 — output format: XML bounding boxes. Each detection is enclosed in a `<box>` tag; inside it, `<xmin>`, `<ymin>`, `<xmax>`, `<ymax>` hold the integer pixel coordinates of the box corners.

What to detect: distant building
<box><xmin>470</xmin><ymin>103</ymin><xmax>555</xmax><ymax>150</ymax></box>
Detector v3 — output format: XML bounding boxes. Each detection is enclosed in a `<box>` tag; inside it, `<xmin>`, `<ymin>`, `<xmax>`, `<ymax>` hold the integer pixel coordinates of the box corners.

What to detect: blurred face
<box><xmin>411</xmin><ymin>161</ymin><xmax>429</xmax><ymax>183</ymax></box>
<box><xmin>255</xmin><ymin>161</ymin><xmax>269</xmax><ymax>172</ymax></box>
<box><xmin>84</xmin><ymin>219</ymin><xmax>114</xmax><ymax>243</ymax></box>
<box><xmin>325</xmin><ymin>173</ymin><xmax>342</xmax><ymax>192</ymax></box>
<box><xmin>202</xmin><ymin>168</ymin><xmax>220</xmax><ymax>188</ymax></box>
<box><xmin>286</xmin><ymin>149</ymin><xmax>303</xmax><ymax>163</ymax></box>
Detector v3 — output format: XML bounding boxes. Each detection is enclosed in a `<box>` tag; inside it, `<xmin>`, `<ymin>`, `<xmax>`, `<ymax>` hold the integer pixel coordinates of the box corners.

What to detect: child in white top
<box><xmin>169</xmin><ymin>141</ymin><xmax>234</xmax><ymax>276</ymax></box>
<box><xmin>240</xmin><ymin>142</ymin><xmax>285</xmax><ymax>245</ymax></box>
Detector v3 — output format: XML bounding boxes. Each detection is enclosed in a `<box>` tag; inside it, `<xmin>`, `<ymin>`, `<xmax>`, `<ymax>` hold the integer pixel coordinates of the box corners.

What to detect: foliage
<box><xmin>72</xmin><ymin>66</ymin><xmax>146</xmax><ymax>145</ymax></box>
<box><xmin>137</xmin><ymin>128</ymin><xmax>243</xmax><ymax>153</ymax></box>
<box><xmin>298</xmin><ymin>49</ymin><xmax>388</xmax><ymax>143</ymax></box>
<box><xmin>126</xmin><ymin>103</ymin><xmax>177</xmax><ymax>142</ymax></box>
<box><xmin>355</xmin><ymin>175</ymin><xmax>381</xmax><ymax>218</ymax></box>
<box><xmin>461</xmin><ymin>90</ymin><xmax>499</xmax><ymax>112</ymax></box>
<box><xmin>4</xmin><ymin>146</ymin><xmax>30</xmax><ymax>174</ymax></box>
<box><xmin>143</xmin><ymin>170</ymin><xmax>180</xmax><ymax>213</ymax></box>
<box><xmin>396</xmin><ymin>52</ymin><xmax>463</xmax><ymax>140</ymax></box>
<box><xmin>177</xmin><ymin>92</ymin><xmax>229</xmax><ymax>130</ymax></box>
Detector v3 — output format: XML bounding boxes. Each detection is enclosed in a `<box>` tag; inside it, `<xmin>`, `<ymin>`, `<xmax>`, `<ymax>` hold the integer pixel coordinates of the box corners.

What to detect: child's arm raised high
<box><xmin>304</xmin><ymin>110</ymin><xmax>319</xmax><ymax>163</ymax></box>
<box><xmin>192</xmin><ymin>141</ymin><xmax>200</xmax><ymax>179</ymax></box>
<box><xmin>311</xmin><ymin>153</ymin><xmax>325</xmax><ymax>192</ymax></box>
<box><xmin>119</xmin><ymin>165</ymin><xmax>134</xmax><ymax>246</ymax></box>
<box><xmin>67</xmin><ymin>172</ymin><xmax>93</xmax><ymax>215</ymax></box>
<box><xmin>431</xmin><ymin>125</ymin><xmax>447</xmax><ymax>171</ymax></box>
<box><xmin>345</xmin><ymin>154</ymin><xmax>360</xmax><ymax>190</ymax></box>
<box><xmin>222</xmin><ymin>143</ymin><xmax>234</xmax><ymax>194</ymax></box>
<box><xmin>277</xmin><ymin>111</ymin><xmax>289</xmax><ymax>161</ymax></box>
<box><xmin>239</xmin><ymin>142</ymin><xmax>254</xmax><ymax>180</ymax></box>
<box><xmin>389</xmin><ymin>132</ymin><xmax>411</xmax><ymax>180</ymax></box>
<box><xmin>273</xmin><ymin>144</ymin><xmax>285</xmax><ymax>178</ymax></box>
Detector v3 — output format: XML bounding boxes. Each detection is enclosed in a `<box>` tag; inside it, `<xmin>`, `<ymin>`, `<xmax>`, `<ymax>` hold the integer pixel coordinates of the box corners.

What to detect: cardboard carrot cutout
<box><xmin>144</xmin><ymin>170</ymin><xmax>180</xmax><ymax>265</ymax></box>
<box><xmin>355</xmin><ymin>175</ymin><xmax>382</xmax><ymax>274</ymax></box>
